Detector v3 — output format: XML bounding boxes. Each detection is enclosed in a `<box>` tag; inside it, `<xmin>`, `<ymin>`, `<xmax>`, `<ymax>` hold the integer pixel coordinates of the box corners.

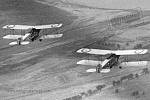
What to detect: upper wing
<box><xmin>2</xmin><ymin>25</ymin><xmax>34</xmax><ymax>30</ymax></box>
<box><xmin>2</xmin><ymin>23</ymin><xmax>62</xmax><ymax>30</ymax></box>
<box><xmin>113</xmin><ymin>49</ymin><xmax>148</xmax><ymax>55</ymax></box>
<box><xmin>3</xmin><ymin>35</ymin><xmax>23</xmax><ymax>39</ymax></box>
<box><xmin>34</xmin><ymin>23</ymin><xmax>63</xmax><ymax>29</ymax></box>
<box><xmin>77</xmin><ymin>48</ymin><xmax>148</xmax><ymax>55</ymax></box>
<box><xmin>77</xmin><ymin>48</ymin><xmax>111</xmax><ymax>55</ymax></box>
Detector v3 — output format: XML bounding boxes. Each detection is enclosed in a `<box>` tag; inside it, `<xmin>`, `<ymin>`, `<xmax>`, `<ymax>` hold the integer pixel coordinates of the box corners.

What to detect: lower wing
<box><xmin>40</xmin><ymin>34</ymin><xmax>63</xmax><ymax>39</ymax></box>
<box><xmin>120</xmin><ymin>61</ymin><xmax>148</xmax><ymax>67</ymax></box>
<box><xmin>77</xmin><ymin>60</ymin><xmax>103</xmax><ymax>66</ymax></box>
<box><xmin>3</xmin><ymin>35</ymin><xmax>23</xmax><ymax>39</ymax></box>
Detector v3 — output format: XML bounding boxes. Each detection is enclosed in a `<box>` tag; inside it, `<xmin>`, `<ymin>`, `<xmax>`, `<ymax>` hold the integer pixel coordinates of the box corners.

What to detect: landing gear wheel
<box><xmin>119</xmin><ymin>66</ymin><xmax>122</xmax><ymax>69</ymax></box>
<box><xmin>31</xmin><ymin>38</ymin><xmax>34</xmax><ymax>42</ymax></box>
<box><xmin>39</xmin><ymin>39</ymin><xmax>42</xmax><ymax>42</ymax></box>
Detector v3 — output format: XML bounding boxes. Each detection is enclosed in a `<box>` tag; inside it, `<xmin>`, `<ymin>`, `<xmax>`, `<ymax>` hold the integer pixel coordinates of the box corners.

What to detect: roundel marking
<box><xmin>7</xmin><ymin>25</ymin><xmax>15</xmax><ymax>28</ymax></box>
<box><xmin>134</xmin><ymin>49</ymin><xmax>145</xmax><ymax>54</ymax></box>
<box><xmin>81</xmin><ymin>48</ymin><xmax>91</xmax><ymax>53</ymax></box>
<box><xmin>52</xmin><ymin>24</ymin><xmax>59</xmax><ymax>28</ymax></box>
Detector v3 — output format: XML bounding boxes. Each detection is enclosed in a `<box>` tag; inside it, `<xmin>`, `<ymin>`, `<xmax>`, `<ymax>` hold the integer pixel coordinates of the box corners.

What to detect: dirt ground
<box><xmin>1</xmin><ymin>0</ymin><xmax>150</xmax><ymax>100</ymax></box>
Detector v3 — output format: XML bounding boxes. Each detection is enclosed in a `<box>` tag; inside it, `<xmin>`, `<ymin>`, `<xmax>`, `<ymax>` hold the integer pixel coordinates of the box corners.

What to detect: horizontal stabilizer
<box><xmin>86</xmin><ymin>68</ymin><xmax>96</xmax><ymax>72</ymax></box>
<box><xmin>77</xmin><ymin>48</ymin><xmax>148</xmax><ymax>55</ymax></box>
<box><xmin>40</xmin><ymin>34</ymin><xmax>63</xmax><ymax>39</ymax></box>
<box><xmin>120</xmin><ymin>61</ymin><xmax>148</xmax><ymax>67</ymax></box>
<box><xmin>77</xmin><ymin>60</ymin><xmax>102</xmax><ymax>66</ymax></box>
<box><xmin>100</xmin><ymin>69</ymin><xmax>110</xmax><ymax>73</ymax></box>
<box><xmin>9</xmin><ymin>41</ymin><xmax>30</xmax><ymax>45</ymax></box>
<box><xmin>3</xmin><ymin>35</ymin><xmax>23</xmax><ymax>39</ymax></box>
<box><xmin>21</xmin><ymin>41</ymin><xmax>30</xmax><ymax>45</ymax></box>
<box><xmin>9</xmin><ymin>41</ymin><xmax>18</xmax><ymax>45</ymax></box>
<box><xmin>86</xmin><ymin>68</ymin><xmax>110</xmax><ymax>73</ymax></box>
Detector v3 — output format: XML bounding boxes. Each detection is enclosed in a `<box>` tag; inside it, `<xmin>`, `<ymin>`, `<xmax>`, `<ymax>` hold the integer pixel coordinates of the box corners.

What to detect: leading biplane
<box><xmin>2</xmin><ymin>23</ymin><xmax>63</xmax><ymax>45</ymax></box>
<box><xmin>77</xmin><ymin>48</ymin><xmax>148</xmax><ymax>73</ymax></box>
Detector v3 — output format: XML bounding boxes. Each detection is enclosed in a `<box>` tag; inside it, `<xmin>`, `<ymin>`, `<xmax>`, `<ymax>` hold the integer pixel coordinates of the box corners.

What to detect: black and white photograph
<box><xmin>0</xmin><ymin>0</ymin><xmax>150</xmax><ymax>100</ymax></box>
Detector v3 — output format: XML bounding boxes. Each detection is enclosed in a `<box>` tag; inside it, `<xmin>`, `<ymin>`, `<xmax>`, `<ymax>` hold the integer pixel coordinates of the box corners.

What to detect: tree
<box><xmin>134</xmin><ymin>43</ymin><xmax>142</xmax><ymax>49</ymax></box>
<box><xmin>131</xmin><ymin>91</ymin><xmax>139</xmax><ymax>96</ymax></box>
<box><xmin>137</xmin><ymin>43</ymin><xmax>142</xmax><ymax>48</ymax></box>
<box><xmin>127</xmin><ymin>74</ymin><xmax>133</xmax><ymax>80</ymax></box>
<box><xmin>142</xmin><ymin>92</ymin><xmax>145</xmax><ymax>95</ymax></box>
<box><xmin>112</xmin><ymin>80</ymin><xmax>116</xmax><ymax>86</ymax></box>
<box><xmin>115</xmin><ymin>89</ymin><xmax>119</xmax><ymax>93</ymax></box>
<box><xmin>126</xmin><ymin>42</ymin><xmax>129</xmax><ymax>46</ymax></box>
<box><xmin>116</xmin><ymin>44</ymin><xmax>120</xmax><ymax>49</ymax></box>
<box><xmin>80</xmin><ymin>92</ymin><xmax>86</xmax><ymax>96</ymax></box>
<box><xmin>135</xmin><ymin>73</ymin><xmax>139</xmax><ymax>78</ymax></box>
<box><xmin>96</xmin><ymin>85</ymin><xmax>103</xmax><ymax>90</ymax></box>
<box><xmin>143</xmin><ymin>68</ymin><xmax>149</xmax><ymax>74</ymax></box>
<box><xmin>87</xmin><ymin>89</ymin><xmax>93</xmax><ymax>95</ymax></box>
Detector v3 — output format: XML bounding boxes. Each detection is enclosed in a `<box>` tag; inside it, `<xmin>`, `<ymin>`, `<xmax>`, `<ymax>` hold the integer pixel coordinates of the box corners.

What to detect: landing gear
<box><xmin>30</xmin><ymin>38</ymin><xmax>34</xmax><ymax>42</ymax></box>
<box><xmin>39</xmin><ymin>39</ymin><xmax>42</xmax><ymax>42</ymax></box>
<box><xmin>17</xmin><ymin>38</ymin><xmax>22</xmax><ymax>45</ymax></box>
<box><xmin>96</xmin><ymin>64</ymin><xmax>102</xmax><ymax>73</ymax></box>
<box><xmin>119</xmin><ymin>66</ymin><xmax>122</xmax><ymax>69</ymax></box>
<box><xmin>110</xmin><ymin>66</ymin><xmax>112</xmax><ymax>69</ymax></box>
<box><xmin>18</xmin><ymin>41</ymin><xmax>21</xmax><ymax>45</ymax></box>
<box><xmin>97</xmin><ymin>67</ymin><xmax>101</xmax><ymax>73</ymax></box>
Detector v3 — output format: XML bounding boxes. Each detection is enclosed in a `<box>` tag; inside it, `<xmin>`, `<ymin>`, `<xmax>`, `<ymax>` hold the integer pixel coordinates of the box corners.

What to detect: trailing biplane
<box><xmin>2</xmin><ymin>23</ymin><xmax>63</xmax><ymax>45</ymax></box>
<box><xmin>77</xmin><ymin>48</ymin><xmax>148</xmax><ymax>73</ymax></box>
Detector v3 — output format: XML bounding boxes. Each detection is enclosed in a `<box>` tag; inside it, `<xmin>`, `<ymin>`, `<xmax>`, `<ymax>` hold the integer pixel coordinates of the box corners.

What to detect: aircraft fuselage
<box><xmin>29</xmin><ymin>28</ymin><xmax>41</xmax><ymax>42</ymax></box>
<box><xmin>102</xmin><ymin>54</ymin><xmax>120</xmax><ymax>69</ymax></box>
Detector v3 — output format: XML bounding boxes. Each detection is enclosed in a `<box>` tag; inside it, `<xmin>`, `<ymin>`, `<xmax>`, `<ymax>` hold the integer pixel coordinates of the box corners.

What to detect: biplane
<box><xmin>77</xmin><ymin>48</ymin><xmax>148</xmax><ymax>73</ymax></box>
<box><xmin>2</xmin><ymin>23</ymin><xmax>63</xmax><ymax>45</ymax></box>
